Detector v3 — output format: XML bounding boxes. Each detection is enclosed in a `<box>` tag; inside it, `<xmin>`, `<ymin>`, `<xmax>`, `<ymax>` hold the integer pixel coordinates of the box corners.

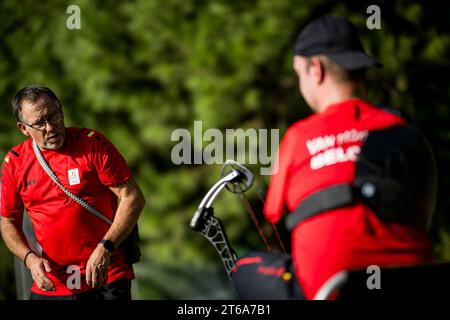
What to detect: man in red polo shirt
<box><xmin>264</xmin><ymin>16</ymin><xmax>436</xmax><ymax>299</ymax></box>
<box><xmin>1</xmin><ymin>85</ymin><xmax>145</xmax><ymax>299</ymax></box>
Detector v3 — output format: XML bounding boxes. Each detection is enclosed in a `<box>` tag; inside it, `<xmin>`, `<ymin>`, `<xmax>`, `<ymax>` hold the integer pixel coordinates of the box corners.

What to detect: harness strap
<box><xmin>285</xmin><ymin>184</ymin><xmax>356</xmax><ymax>231</ymax></box>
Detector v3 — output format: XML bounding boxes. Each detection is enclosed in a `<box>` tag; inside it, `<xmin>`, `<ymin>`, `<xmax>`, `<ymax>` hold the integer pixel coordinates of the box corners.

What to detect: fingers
<box><xmin>103</xmin><ymin>267</ymin><xmax>109</xmax><ymax>284</ymax></box>
<box><xmin>86</xmin><ymin>263</ymin><xmax>100</xmax><ymax>288</ymax></box>
<box><xmin>95</xmin><ymin>265</ymin><xmax>108</xmax><ymax>288</ymax></box>
<box><xmin>31</xmin><ymin>260</ymin><xmax>55</xmax><ymax>292</ymax></box>
<box><xmin>39</xmin><ymin>275</ymin><xmax>56</xmax><ymax>292</ymax></box>
<box><xmin>89</xmin><ymin>265</ymin><xmax>98</xmax><ymax>288</ymax></box>
<box><xmin>86</xmin><ymin>263</ymin><xmax>108</xmax><ymax>288</ymax></box>
<box><xmin>43</xmin><ymin>260</ymin><xmax>52</xmax><ymax>273</ymax></box>
<box><xmin>86</xmin><ymin>264</ymin><xmax>92</xmax><ymax>287</ymax></box>
<box><xmin>86</xmin><ymin>246</ymin><xmax>111</xmax><ymax>288</ymax></box>
<box><xmin>95</xmin><ymin>267</ymin><xmax>104</xmax><ymax>288</ymax></box>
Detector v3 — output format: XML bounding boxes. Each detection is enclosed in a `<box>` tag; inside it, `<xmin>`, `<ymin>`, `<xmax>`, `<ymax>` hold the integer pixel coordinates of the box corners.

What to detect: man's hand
<box><xmin>26</xmin><ymin>253</ymin><xmax>56</xmax><ymax>292</ymax></box>
<box><xmin>86</xmin><ymin>244</ymin><xmax>111</xmax><ymax>288</ymax></box>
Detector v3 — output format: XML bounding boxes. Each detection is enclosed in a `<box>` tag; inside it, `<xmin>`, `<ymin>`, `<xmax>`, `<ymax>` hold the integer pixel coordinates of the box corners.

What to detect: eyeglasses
<box><xmin>22</xmin><ymin>112</ymin><xmax>63</xmax><ymax>131</ymax></box>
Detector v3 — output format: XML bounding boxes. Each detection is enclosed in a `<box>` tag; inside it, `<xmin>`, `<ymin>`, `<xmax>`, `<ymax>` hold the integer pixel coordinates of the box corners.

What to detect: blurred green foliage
<box><xmin>1</xmin><ymin>0</ymin><xmax>449</xmax><ymax>299</ymax></box>
<box><xmin>0</xmin><ymin>240</ymin><xmax>15</xmax><ymax>299</ymax></box>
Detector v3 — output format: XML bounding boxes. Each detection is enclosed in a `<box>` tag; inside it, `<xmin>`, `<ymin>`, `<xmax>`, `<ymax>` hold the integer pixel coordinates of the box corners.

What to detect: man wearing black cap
<box><xmin>263</xmin><ymin>16</ymin><xmax>436</xmax><ymax>299</ymax></box>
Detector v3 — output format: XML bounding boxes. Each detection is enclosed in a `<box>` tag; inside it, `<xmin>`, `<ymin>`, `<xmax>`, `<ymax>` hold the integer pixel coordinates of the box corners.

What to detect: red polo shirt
<box><xmin>1</xmin><ymin>127</ymin><xmax>135</xmax><ymax>295</ymax></box>
<box><xmin>264</xmin><ymin>99</ymin><xmax>433</xmax><ymax>299</ymax></box>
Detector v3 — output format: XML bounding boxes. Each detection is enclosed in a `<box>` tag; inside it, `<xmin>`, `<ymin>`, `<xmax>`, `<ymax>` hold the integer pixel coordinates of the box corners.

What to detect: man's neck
<box><xmin>315</xmin><ymin>82</ymin><xmax>364</xmax><ymax>113</ymax></box>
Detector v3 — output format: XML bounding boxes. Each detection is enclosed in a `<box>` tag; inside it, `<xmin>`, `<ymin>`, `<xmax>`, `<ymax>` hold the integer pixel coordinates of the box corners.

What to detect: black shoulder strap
<box><xmin>285</xmin><ymin>184</ymin><xmax>355</xmax><ymax>231</ymax></box>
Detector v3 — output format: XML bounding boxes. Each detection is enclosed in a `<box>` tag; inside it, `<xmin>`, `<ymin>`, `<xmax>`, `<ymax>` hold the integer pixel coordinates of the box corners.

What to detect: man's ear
<box><xmin>309</xmin><ymin>57</ymin><xmax>325</xmax><ymax>84</ymax></box>
<box><xmin>17</xmin><ymin>122</ymin><xmax>31</xmax><ymax>136</ymax></box>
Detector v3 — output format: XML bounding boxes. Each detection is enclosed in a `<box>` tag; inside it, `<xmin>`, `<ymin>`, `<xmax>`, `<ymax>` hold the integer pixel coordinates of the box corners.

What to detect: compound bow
<box><xmin>189</xmin><ymin>160</ymin><xmax>254</xmax><ymax>279</ymax></box>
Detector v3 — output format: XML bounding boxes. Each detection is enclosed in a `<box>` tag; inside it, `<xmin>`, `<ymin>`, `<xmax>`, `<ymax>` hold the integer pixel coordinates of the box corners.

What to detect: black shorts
<box><xmin>29</xmin><ymin>279</ymin><xmax>132</xmax><ymax>301</ymax></box>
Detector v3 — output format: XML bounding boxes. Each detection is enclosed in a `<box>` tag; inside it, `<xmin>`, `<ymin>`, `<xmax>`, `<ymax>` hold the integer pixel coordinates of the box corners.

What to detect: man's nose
<box><xmin>44</xmin><ymin>120</ymin><xmax>56</xmax><ymax>131</ymax></box>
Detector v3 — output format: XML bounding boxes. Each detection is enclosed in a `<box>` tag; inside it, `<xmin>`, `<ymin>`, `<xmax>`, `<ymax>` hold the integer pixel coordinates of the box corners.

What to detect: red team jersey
<box><xmin>1</xmin><ymin>127</ymin><xmax>134</xmax><ymax>295</ymax></box>
<box><xmin>264</xmin><ymin>98</ymin><xmax>433</xmax><ymax>299</ymax></box>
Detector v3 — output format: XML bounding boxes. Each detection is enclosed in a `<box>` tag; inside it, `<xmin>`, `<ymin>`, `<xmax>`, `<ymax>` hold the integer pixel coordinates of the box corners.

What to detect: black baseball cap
<box><xmin>294</xmin><ymin>15</ymin><xmax>380</xmax><ymax>70</ymax></box>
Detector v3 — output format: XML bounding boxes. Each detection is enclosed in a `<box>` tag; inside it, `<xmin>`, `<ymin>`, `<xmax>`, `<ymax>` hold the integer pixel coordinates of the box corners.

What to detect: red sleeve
<box><xmin>263</xmin><ymin>127</ymin><xmax>297</xmax><ymax>224</ymax></box>
<box><xmin>1</xmin><ymin>153</ymin><xmax>24</xmax><ymax>220</ymax></box>
<box><xmin>85</xmin><ymin>130</ymin><xmax>132</xmax><ymax>187</ymax></box>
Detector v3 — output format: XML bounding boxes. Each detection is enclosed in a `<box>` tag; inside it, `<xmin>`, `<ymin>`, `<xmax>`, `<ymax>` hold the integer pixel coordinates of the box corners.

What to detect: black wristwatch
<box><xmin>100</xmin><ymin>239</ymin><xmax>116</xmax><ymax>253</ymax></box>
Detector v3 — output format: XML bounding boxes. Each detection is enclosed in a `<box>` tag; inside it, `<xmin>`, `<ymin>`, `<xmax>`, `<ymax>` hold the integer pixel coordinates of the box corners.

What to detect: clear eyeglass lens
<box><xmin>33</xmin><ymin>113</ymin><xmax>62</xmax><ymax>129</ymax></box>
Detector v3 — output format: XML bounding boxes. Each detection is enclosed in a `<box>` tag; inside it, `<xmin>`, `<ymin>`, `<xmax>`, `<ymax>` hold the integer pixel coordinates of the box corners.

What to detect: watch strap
<box><xmin>100</xmin><ymin>239</ymin><xmax>116</xmax><ymax>253</ymax></box>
